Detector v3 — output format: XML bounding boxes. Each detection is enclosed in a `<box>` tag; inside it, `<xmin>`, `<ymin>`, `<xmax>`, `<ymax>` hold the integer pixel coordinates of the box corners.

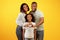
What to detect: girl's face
<box><xmin>23</xmin><ymin>5</ymin><xmax>28</xmax><ymax>12</ymax></box>
<box><xmin>27</xmin><ymin>15</ymin><xmax>32</xmax><ymax>22</ymax></box>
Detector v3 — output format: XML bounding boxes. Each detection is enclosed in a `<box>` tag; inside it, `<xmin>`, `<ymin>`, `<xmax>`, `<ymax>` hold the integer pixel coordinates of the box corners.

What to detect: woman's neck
<box><xmin>21</xmin><ymin>11</ymin><xmax>27</xmax><ymax>14</ymax></box>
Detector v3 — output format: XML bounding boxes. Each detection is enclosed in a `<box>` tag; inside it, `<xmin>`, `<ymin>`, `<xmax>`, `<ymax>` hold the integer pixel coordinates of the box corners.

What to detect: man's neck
<box><xmin>32</xmin><ymin>9</ymin><xmax>37</xmax><ymax>12</ymax></box>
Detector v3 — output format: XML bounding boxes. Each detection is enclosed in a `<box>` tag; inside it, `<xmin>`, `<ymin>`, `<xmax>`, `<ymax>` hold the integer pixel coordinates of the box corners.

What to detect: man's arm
<box><xmin>36</xmin><ymin>17</ymin><xmax>44</xmax><ymax>27</ymax></box>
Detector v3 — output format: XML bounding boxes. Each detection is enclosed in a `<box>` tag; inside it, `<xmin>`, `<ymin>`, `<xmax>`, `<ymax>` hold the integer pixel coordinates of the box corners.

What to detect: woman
<box><xmin>16</xmin><ymin>3</ymin><xmax>29</xmax><ymax>40</ymax></box>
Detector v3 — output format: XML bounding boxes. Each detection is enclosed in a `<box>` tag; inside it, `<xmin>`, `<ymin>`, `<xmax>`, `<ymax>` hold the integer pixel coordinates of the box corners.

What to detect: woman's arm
<box><xmin>16</xmin><ymin>13</ymin><xmax>23</xmax><ymax>26</ymax></box>
<box><xmin>22</xmin><ymin>29</ymin><xmax>25</xmax><ymax>40</ymax></box>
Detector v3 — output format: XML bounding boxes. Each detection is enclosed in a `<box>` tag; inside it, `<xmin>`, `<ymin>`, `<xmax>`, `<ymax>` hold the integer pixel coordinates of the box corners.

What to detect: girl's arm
<box><xmin>34</xmin><ymin>29</ymin><xmax>36</xmax><ymax>40</ymax></box>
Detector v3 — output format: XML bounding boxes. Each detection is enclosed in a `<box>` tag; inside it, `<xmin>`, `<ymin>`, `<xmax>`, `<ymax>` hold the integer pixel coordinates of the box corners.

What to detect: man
<box><xmin>30</xmin><ymin>2</ymin><xmax>44</xmax><ymax>40</ymax></box>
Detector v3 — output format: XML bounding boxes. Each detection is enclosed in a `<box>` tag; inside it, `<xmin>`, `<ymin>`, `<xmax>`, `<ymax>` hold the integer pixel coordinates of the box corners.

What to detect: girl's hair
<box><xmin>25</xmin><ymin>14</ymin><xmax>35</xmax><ymax>22</ymax></box>
<box><xmin>20</xmin><ymin>3</ymin><xmax>29</xmax><ymax>12</ymax></box>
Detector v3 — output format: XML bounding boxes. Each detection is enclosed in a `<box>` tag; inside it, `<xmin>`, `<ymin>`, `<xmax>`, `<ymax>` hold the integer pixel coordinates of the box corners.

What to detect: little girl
<box><xmin>22</xmin><ymin>14</ymin><xmax>37</xmax><ymax>40</ymax></box>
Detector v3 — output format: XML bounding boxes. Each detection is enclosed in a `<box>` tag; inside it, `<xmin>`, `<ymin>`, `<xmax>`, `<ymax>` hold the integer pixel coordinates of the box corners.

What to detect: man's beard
<box><xmin>32</xmin><ymin>9</ymin><xmax>36</xmax><ymax>12</ymax></box>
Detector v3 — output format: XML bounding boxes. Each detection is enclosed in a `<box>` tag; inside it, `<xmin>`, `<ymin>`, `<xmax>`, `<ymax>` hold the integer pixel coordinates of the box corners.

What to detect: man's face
<box><xmin>31</xmin><ymin>4</ymin><xmax>37</xmax><ymax>11</ymax></box>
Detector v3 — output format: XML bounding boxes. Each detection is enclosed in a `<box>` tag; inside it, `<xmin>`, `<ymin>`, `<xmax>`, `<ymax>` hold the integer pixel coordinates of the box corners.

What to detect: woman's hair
<box><xmin>20</xmin><ymin>3</ymin><xmax>29</xmax><ymax>12</ymax></box>
<box><xmin>25</xmin><ymin>14</ymin><xmax>35</xmax><ymax>22</ymax></box>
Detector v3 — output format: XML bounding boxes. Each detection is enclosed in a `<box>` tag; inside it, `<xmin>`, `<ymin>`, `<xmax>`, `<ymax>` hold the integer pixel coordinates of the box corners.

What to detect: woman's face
<box><xmin>23</xmin><ymin>5</ymin><xmax>28</xmax><ymax>12</ymax></box>
<box><xmin>27</xmin><ymin>15</ymin><xmax>32</xmax><ymax>22</ymax></box>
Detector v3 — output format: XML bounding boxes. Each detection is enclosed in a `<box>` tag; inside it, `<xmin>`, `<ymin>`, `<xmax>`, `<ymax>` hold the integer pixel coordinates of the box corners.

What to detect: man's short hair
<box><xmin>32</xmin><ymin>2</ymin><xmax>37</xmax><ymax>5</ymax></box>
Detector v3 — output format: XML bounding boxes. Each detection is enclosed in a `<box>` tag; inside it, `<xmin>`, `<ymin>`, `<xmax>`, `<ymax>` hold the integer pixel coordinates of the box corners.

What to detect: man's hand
<box><xmin>35</xmin><ymin>23</ymin><xmax>40</xmax><ymax>27</ymax></box>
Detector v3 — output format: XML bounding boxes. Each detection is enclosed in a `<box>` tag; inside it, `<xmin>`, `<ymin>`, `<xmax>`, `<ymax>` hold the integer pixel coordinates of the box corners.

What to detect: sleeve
<box><xmin>37</xmin><ymin>10</ymin><xmax>44</xmax><ymax>17</ymax></box>
<box><xmin>32</xmin><ymin>22</ymin><xmax>37</xmax><ymax>29</ymax></box>
<box><xmin>16</xmin><ymin>13</ymin><xmax>23</xmax><ymax>26</ymax></box>
<box><xmin>33</xmin><ymin>22</ymin><xmax>36</xmax><ymax>26</ymax></box>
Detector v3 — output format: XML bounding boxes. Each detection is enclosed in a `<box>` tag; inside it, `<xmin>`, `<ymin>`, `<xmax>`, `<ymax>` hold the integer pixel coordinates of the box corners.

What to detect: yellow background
<box><xmin>0</xmin><ymin>0</ymin><xmax>60</xmax><ymax>40</ymax></box>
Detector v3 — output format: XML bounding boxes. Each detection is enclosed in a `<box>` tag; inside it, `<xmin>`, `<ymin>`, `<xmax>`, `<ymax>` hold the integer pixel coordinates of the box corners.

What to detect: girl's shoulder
<box><xmin>23</xmin><ymin>22</ymin><xmax>28</xmax><ymax>25</ymax></box>
<box><xmin>23</xmin><ymin>22</ymin><xmax>36</xmax><ymax>25</ymax></box>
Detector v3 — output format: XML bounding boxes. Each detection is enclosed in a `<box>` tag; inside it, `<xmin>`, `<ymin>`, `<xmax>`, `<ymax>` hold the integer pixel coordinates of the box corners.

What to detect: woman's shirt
<box><xmin>16</xmin><ymin>12</ymin><xmax>26</xmax><ymax>26</ymax></box>
<box><xmin>23</xmin><ymin>22</ymin><xmax>37</xmax><ymax>38</ymax></box>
